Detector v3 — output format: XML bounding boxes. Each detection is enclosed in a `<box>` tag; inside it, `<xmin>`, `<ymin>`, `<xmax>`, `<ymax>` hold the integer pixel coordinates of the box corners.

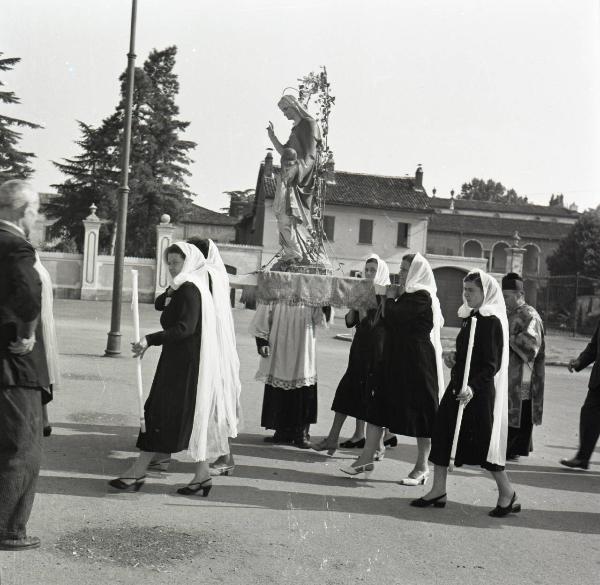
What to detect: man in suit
<box><xmin>0</xmin><ymin>179</ymin><xmax>49</xmax><ymax>551</ymax></box>
<box><xmin>561</xmin><ymin>321</ymin><xmax>600</xmax><ymax>470</ymax></box>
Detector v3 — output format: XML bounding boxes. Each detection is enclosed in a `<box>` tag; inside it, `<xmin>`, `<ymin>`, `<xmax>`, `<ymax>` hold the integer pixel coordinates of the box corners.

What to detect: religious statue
<box><xmin>267</xmin><ymin>94</ymin><xmax>327</xmax><ymax>269</ymax></box>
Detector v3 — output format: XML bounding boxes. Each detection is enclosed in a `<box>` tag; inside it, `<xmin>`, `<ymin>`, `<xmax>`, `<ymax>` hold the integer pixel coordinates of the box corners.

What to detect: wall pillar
<box><xmin>155</xmin><ymin>214</ymin><xmax>175</xmax><ymax>297</ymax></box>
<box><xmin>81</xmin><ymin>203</ymin><xmax>102</xmax><ymax>300</ymax></box>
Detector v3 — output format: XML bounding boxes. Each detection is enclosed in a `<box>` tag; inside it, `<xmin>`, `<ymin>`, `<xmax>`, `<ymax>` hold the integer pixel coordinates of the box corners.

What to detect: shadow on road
<box><xmin>165</xmin><ymin>486</ymin><xmax>600</xmax><ymax>535</ymax></box>
<box><xmin>38</xmin><ymin>424</ymin><xmax>600</xmax><ymax>521</ymax></box>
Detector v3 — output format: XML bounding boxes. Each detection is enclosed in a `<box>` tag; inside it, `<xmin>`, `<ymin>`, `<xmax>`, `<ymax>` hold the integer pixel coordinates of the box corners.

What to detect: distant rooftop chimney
<box><xmin>569</xmin><ymin>202</ymin><xmax>578</xmax><ymax>212</ymax></box>
<box><xmin>264</xmin><ymin>149</ymin><xmax>274</xmax><ymax>178</ymax></box>
<box><xmin>449</xmin><ymin>189</ymin><xmax>455</xmax><ymax>211</ymax></box>
<box><xmin>415</xmin><ymin>164</ymin><xmax>423</xmax><ymax>188</ymax></box>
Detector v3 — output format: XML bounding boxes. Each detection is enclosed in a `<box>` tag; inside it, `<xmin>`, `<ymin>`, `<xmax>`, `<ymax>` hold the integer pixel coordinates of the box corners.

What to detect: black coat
<box><xmin>0</xmin><ymin>223</ymin><xmax>49</xmax><ymax>389</ymax></box>
<box><xmin>430</xmin><ymin>312</ymin><xmax>504</xmax><ymax>469</ymax></box>
<box><xmin>331</xmin><ymin>304</ymin><xmax>386</xmax><ymax>419</ymax></box>
<box><xmin>575</xmin><ymin>321</ymin><xmax>600</xmax><ymax>390</ymax></box>
<box><xmin>136</xmin><ymin>282</ymin><xmax>202</xmax><ymax>453</ymax></box>
<box><xmin>372</xmin><ymin>290</ymin><xmax>438</xmax><ymax>437</ymax></box>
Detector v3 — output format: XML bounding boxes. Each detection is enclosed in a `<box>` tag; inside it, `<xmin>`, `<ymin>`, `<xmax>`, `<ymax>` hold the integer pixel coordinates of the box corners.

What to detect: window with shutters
<box><xmin>358</xmin><ymin>219</ymin><xmax>373</xmax><ymax>244</ymax></box>
<box><xmin>397</xmin><ymin>222</ymin><xmax>410</xmax><ymax>247</ymax></box>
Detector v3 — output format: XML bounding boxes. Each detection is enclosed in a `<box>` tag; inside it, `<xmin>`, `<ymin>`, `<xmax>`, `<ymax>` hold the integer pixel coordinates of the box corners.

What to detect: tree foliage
<box><xmin>0</xmin><ymin>53</ymin><xmax>42</xmax><ymax>180</ymax></box>
<box><xmin>547</xmin><ymin>207</ymin><xmax>600</xmax><ymax>278</ymax></box>
<box><xmin>458</xmin><ymin>178</ymin><xmax>528</xmax><ymax>204</ymax></box>
<box><xmin>47</xmin><ymin>46</ymin><xmax>196</xmax><ymax>256</ymax></box>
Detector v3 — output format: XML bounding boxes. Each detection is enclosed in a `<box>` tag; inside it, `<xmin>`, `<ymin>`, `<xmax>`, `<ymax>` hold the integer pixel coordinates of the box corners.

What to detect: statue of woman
<box><xmin>267</xmin><ymin>95</ymin><xmax>322</xmax><ymax>266</ymax></box>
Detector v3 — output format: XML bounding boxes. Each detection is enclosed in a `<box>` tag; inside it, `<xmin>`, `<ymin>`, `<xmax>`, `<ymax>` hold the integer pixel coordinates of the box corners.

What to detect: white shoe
<box><xmin>398</xmin><ymin>470</ymin><xmax>429</xmax><ymax>486</ymax></box>
<box><xmin>340</xmin><ymin>463</ymin><xmax>374</xmax><ymax>478</ymax></box>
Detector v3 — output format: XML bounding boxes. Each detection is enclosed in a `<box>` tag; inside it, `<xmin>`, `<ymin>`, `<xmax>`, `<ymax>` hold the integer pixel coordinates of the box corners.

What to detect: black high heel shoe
<box><xmin>43</xmin><ymin>426</ymin><xmax>52</xmax><ymax>437</ymax></box>
<box><xmin>177</xmin><ymin>478</ymin><xmax>212</xmax><ymax>497</ymax></box>
<box><xmin>383</xmin><ymin>435</ymin><xmax>398</xmax><ymax>447</ymax></box>
<box><xmin>340</xmin><ymin>438</ymin><xmax>365</xmax><ymax>449</ymax></box>
<box><xmin>489</xmin><ymin>492</ymin><xmax>521</xmax><ymax>517</ymax></box>
<box><xmin>409</xmin><ymin>493</ymin><xmax>447</xmax><ymax>508</ymax></box>
<box><xmin>108</xmin><ymin>475</ymin><xmax>146</xmax><ymax>492</ymax></box>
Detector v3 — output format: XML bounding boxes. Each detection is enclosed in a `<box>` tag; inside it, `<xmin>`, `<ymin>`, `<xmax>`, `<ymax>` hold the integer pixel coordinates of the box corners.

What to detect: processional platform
<box><xmin>229</xmin><ymin>269</ymin><xmax>388</xmax><ymax>310</ymax></box>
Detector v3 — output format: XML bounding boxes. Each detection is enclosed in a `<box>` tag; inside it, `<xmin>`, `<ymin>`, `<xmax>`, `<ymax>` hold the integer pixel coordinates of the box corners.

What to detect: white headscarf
<box><xmin>170</xmin><ymin>240</ymin><xmax>241</xmax><ymax>461</ymax></box>
<box><xmin>458</xmin><ymin>270</ymin><xmax>509</xmax><ymax>467</ymax></box>
<box><xmin>366</xmin><ymin>253</ymin><xmax>391</xmax><ymax>287</ymax></box>
<box><xmin>404</xmin><ymin>253</ymin><xmax>445</xmax><ymax>399</ymax></box>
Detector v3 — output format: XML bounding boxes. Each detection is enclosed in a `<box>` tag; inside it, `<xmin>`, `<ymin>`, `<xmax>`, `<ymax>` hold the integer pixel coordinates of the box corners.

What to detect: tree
<box><xmin>0</xmin><ymin>53</ymin><xmax>42</xmax><ymax>180</ymax></box>
<box><xmin>547</xmin><ymin>207</ymin><xmax>600</xmax><ymax>278</ymax></box>
<box><xmin>48</xmin><ymin>46</ymin><xmax>196</xmax><ymax>256</ymax></box>
<box><xmin>44</xmin><ymin>120</ymin><xmax>121</xmax><ymax>252</ymax></box>
<box><xmin>458</xmin><ymin>178</ymin><xmax>528</xmax><ymax>204</ymax></box>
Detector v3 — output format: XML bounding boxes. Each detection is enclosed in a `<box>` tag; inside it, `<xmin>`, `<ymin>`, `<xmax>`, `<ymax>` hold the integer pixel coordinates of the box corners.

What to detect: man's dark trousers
<box><xmin>0</xmin><ymin>387</ymin><xmax>42</xmax><ymax>539</ymax></box>
<box><xmin>577</xmin><ymin>384</ymin><xmax>600</xmax><ymax>462</ymax></box>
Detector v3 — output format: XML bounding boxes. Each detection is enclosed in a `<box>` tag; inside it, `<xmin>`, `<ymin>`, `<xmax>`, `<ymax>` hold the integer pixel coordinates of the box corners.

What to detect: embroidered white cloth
<box><xmin>256</xmin><ymin>271</ymin><xmax>377</xmax><ymax>309</ymax></box>
<box><xmin>404</xmin><ymin>253</ymin><xmax>445</xmax><ymax>400</ymax></box>
<box><xmin>170</xmin><ymin>241</ymin><xmax>241</xmax><ymax>461</ymax></box>
<box><xmin>250</xmin><ymin>302</ymin><xmax>324</xmax><ymax>390</ymax></box>
<box><xmin>458</xmin><ymin>270</ymin><xmax>509</xmax><ymax>467</ymax></box>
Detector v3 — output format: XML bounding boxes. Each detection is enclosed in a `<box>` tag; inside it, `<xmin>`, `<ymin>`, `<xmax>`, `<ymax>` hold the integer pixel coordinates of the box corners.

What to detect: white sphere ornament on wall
<box><xmin>160</xmin><ymin>214</ymin><xmax>171</xmax><ymax>224</ymax></box>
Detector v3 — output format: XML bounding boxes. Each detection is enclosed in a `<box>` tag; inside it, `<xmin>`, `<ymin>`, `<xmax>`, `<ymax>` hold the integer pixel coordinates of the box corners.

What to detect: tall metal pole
<box><xmin>105</xmin><ymin>0</ymin><xmax>138</xmax><ymax>356</ymax></box>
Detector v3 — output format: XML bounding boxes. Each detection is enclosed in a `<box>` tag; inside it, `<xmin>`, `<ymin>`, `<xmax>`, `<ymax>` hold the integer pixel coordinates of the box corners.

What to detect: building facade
<box><xmin>237</xmin><ymin>158</ymin><xmax>433</xmax><ymax>275</ymax></box>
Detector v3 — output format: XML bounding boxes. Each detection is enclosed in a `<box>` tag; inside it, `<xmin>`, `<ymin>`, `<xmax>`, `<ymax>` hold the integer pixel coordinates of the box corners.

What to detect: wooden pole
<box><xmin>449</xmin><ymin>316</ymin><xmax>477</xmax><ymax>471</ymax></box>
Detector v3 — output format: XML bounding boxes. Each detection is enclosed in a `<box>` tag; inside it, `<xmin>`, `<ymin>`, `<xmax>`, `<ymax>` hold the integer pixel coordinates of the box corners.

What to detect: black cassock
<box><xmin>367</xmin><ymin>290</ymin><xmax>438</xmax><ymax>437</ymax></box>
<box><xmin>429</xmin><ymin>312</ymin><xmax>505</xmax><ymax>471</ymax></box>
<box><xmin>137</xmin><ymin>282</ymin><xmax>202</xmax><ymax>454</ymax></box>
<box><xmin>331</xmin><ymin>303</ymin><xmax>386</xmax><ymax>420</ymax></box>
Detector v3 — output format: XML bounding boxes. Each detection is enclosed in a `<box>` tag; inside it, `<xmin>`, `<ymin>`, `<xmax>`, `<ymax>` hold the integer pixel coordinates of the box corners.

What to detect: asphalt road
<box><xmin>0</xmin><ymin>300</ymin><xmax>598</xmax><ymax>585</ymax></box>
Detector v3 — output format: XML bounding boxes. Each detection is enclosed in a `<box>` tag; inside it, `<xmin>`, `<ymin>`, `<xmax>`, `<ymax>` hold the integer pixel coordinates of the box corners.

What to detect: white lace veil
<box><xmin>404</xmin><ymin>253</ymin><xmax>445</xmax><ymax>399</ymax></box>
<box><xmin>458</xmin><ymin>270</ymin><xmax>509</xmax><ymax>467</ymax></box>
<box><xmin>170</xmin><ymin>241</ymin><xmax>240</xmax><ymax>461</ymax></box>
<box><xmin>33</xmin><ymin>253</ymin><xmax>60</xmax><ymax>389</ymax></box>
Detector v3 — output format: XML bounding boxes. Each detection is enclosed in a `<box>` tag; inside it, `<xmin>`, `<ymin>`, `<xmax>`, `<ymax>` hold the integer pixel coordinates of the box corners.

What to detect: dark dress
<box><xmin>136</xmin><ymin>282</ymin><xmax>202</xmax><ymax>454</ymax></box>
<box><xmin>368</xmin><ymin>290</ymin><xmax>438</xmax><ymax>437</ymax></box>
<box><xmin>429</xmin><ymin>312</ymin><xmax>505</xmax><ymax>471</ymax></box>
<box><xmin>331</xmin><ymin>304</ymin><xmax>386</xmax><ymax>420</ymax></box>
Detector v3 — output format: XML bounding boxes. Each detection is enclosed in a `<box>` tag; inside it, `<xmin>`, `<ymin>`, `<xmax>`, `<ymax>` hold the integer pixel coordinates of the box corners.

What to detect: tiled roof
<box><xmin>181</xmin><ymin>203</ymin><xmax>239</xmax><ymax>226</ymax></box>
<box><xmin>262</xmin><ymin>167</ymin><xmax>432</xmax><ymax>213</ymax></box>
<box><xmin>430</xmin><ymin>196</ymin><xmax>579</xmax><ymax>218</ymax></box>
<box><xmin>429</xmin><ymin>213</ymin><xmax>572</xmax><ymax>241</ymax></box>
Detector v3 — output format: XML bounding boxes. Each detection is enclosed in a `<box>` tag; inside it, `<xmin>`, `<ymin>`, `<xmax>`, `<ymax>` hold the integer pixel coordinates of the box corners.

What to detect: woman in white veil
<box><xmin>311</xmin><ymin>254</ymin><xmax>391</xmax><ymax>455</ymax></box>
<box><xmin>413</xmin><ymin>270</ymin><xmax>520</xmax><ymax>517</ymax></box>
<box><xmin>342</xmin><ymin>253</ymin><xmax>443</xmax><ymax>481</ymax></box>
<box><xmin>33</xmin><ymin>253</ymin><xmax>60</xmax><ymax>437</ymax></box>
<box><xmin>110</xmin><ymin>240</ymin><xmax>240</xmax><ymax>496</ymax></box>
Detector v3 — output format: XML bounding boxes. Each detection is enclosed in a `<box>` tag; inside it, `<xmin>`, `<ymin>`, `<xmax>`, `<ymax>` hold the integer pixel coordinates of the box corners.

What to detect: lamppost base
<box><xmin>105</xmin><ymin>332</ymin><xmax>123</xmax><ymax>356</ymax></box>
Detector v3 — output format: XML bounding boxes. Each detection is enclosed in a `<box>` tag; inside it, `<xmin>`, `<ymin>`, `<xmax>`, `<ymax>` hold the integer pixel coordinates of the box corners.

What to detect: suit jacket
<box><xmin>575</xmin><ymin>321</ymin><xmax>600</xmax><ymax>390</ymax></box>
<box><xmin>0</xmin><ymin>222</ymin><xmax>49</xmax><ymax>389</ymax></box>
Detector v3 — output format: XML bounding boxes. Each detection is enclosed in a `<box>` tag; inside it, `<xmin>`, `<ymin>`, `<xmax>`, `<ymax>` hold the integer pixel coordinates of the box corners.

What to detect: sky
<box><xmin>3</xmin><ymin>0</ymin><xmax>600</xmax><ymax>212</ymax></box>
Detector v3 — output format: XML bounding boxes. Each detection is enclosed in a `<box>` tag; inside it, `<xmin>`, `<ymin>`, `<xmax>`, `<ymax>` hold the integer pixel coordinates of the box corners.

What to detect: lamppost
<box><xmin>105</xmin><ymin>0</ymin><xmax>138</xmax><ymax>356</ymax></box>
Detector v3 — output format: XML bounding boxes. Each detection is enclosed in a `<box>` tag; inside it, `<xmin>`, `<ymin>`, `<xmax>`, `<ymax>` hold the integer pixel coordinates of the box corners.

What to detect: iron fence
<box><xmin>524</xmin><ymin>274</ymin><xmax>600</xmax><ymax>337</ymax></box>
